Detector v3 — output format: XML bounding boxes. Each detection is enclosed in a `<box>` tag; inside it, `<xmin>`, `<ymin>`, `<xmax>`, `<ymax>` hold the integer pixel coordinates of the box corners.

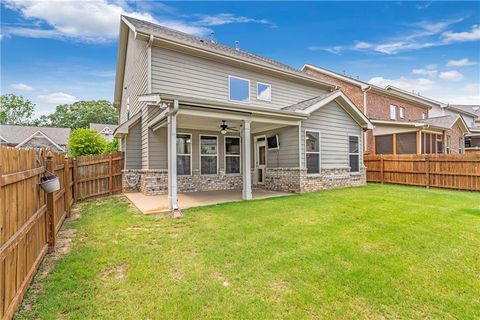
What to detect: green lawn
<box><xmin>16</xmin><ymin>184</ymin><xmax>480</xmax><ymax>319</ymax></box>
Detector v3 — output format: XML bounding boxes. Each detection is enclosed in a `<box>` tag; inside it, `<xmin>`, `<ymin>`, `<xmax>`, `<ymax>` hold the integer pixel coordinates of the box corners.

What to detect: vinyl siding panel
<box><xmin>125</xmin><ymin>121</ymin><xmax>142</xmax><ymax>169</ymax></box>
<box><xmin>151</xmin><ymin>47</ymin><xmax>329</xmax><ymax>110</ymax></box>
<box><xmin>253</xmin><ymin>126</ymin><xmax>300</xmax><ymax>168</ymax></box>
<box><xmin>301</xmin><ymin>101</ymin><xmax>364</xmax><ymax>170</ymax></box>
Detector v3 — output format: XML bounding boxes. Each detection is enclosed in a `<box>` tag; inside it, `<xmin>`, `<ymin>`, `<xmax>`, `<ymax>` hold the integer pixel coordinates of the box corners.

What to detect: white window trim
<box><xmin>305</xmin><ymin>129</ymin><xmax>321</xmax><ymax>175</ymax></box>
<box><xmin>256</xmin><ymin>82</ymin><xmax>271</xmax><ymax>102</ymax></box>
<box><xmin>228</xmin><ymin>75</ymin><xmax>250</xmax><ymax>104</ymax></box>
<box><xmin>390</xmin><ymin>105</ymin><xmax>397</xmax><ymax>120</ymax></box>
<box><xmin>224</xmin><ymin>136</ymin><xmax>241</xmax><ymax>175</ymax></box>
<box><xmin>399</xmin><ymin>106</ymin><xmax>405</xmax><ymax>119</ymax></box>
<box><xmin>200</xmin><ymin>134</ymin><xmax>219</xmax><ymax>175</ymax></box>
<box><xmin>348</xmin><ymin>134</ymin><xmax>361</xmax><ymax>172</ymax></box>
<box><xmin>177</xmin><ymin>133</ymin><xmax>192</xmax><ymax>176</ymax></box>
<box><xmin>459</xmin><ymin>137</ymin><xmax>464</xmax><ymax>154</ymax></box>
<box><xmin>446</xmin><ymin>135</ymin><xmax>451</xmax><ymax>154</ymax></box>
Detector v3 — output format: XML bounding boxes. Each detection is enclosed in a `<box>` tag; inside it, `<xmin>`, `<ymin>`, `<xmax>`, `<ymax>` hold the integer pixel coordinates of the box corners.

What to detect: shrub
<box><xmin>68</xmin><ymin>128</ymin><xmax>107</xmax><ymax>157</ymax></box>
<box><xmin>104</xmin><ymin>138</ymin><xmax>119</xmax><ymax>153</ymax></box>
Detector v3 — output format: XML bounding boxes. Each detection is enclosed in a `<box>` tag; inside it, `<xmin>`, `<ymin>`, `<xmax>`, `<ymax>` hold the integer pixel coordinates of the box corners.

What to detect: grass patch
<box><xmin>16</xmin><ymin>184</ymin><xmax>480</xmax><ymax>319</ymax></box>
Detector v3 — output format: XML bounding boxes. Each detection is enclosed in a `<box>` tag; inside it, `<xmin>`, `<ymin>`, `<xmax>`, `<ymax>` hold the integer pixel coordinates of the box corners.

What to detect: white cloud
<box><xmin>2</xmin><ymin>0</ymin><xmax>211</xmax><ymax>41</ymax></box>
<box><xmin>412</xmin><ymin>68</ymin><xmax>437</xmax><ymax>77</ymax></box>
<box><xmin>368</xmin><ymin>76</ymin><xmax>436</xmax><ymax>92</ymax></box>
<box><xmin>439</xmin><ymin>70</ymin><xmax>464</xmax><ymax>81</ymax></box>
<box><xmin>446</xmin><ymin>58</ymin><xmax>476</xmax><ymax>67</ymax></box>
<box><xmin>10</xmin><ymin>83</ymin><xmax>33</xmax><ymax>91</ymax></box>
<box><xmin>193</xmin><ymin>13</ymin><xmax>275</xmax><ymax>27</ymax></box>
<box><xmin>461</xmin><ymin>83</ymin><xmax>480</xmax><ymax>94</ymax></box>
<box><xmin>38</xmin><ymin>92</ymin><xmax>77</xmax><ymax>104</ymax></box>
<box><xmin>315</xmin><ymin>18</ymin><xmax>480</xmax><ymax>55</ymax></box>
<box><xmin>442</xmin><ymin>25</ymin><xmax>480</xmax><ymax>42</ymax></box>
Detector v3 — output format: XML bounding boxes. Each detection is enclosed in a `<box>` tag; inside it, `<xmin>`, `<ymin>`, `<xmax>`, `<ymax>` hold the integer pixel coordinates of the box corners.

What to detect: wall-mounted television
<box><xmin>267</xmin><ymin>135</ymin><xmax>279</xmax><ymax>150</ymax></box>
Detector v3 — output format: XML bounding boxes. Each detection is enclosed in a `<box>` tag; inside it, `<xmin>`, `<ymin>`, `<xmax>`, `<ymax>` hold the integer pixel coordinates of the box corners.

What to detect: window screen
<box><xmin>176</xmin><ymin>134</ymin><xmax>191</xmax><ymax>175</ymax></box>
<box><xmin>396</xmin><ymin>132</ymin><xmax>417</xmax><ymax>154</ymax></box>
<box><xmin>225</xmin><ymin>137</ymin><xmax>240</xmax><ymax>174</ymax></box>
<box><xmin>348</xmin><ymin>136</ymin><xmax>360</xmax><ymax>172</ymax></box>
<box><xmin>305</xmin><ymin>131</ymin><xmax>320</xmax><ymax>174</ymax></box>
<box><xmin>200</xmin><ymin>136</ymin><xmax>218</xmax><ymax>174</ymax></box>
<box><xmin>375</xmin><ymin>135</ymin><xmax>393</xmax><ymax>154</ymax></box>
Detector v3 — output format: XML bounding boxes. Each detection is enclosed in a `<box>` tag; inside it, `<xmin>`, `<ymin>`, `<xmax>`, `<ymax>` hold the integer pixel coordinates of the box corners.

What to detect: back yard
<box><xmin>16</xmin><ymin>184</ymin><xmax>480</xmax><ymax>319</ymax></box>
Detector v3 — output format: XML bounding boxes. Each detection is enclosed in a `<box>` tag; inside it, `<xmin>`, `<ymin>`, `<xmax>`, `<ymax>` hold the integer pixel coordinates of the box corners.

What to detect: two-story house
<box><xmin>113</xmin><ymin>16</ymin><xmax>372</xmax><ymax>210</ymax></box>
<box><xmin>303</xmin><ymin>65</ymin><xmax>470</xmax><ymax>155</ymax></box>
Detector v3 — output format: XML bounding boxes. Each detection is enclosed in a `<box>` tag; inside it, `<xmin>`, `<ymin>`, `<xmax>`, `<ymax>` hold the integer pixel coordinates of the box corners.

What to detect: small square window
<box><xmin>229</xmin><ymin>76</ymin><xmax>250</xmax><ymax>103</ymax></box>
<box><xmin>399</xmin><ymin>107</ymin><xmax>405</xmax><ymax>119</ymax></box>
<box><xmin>257</xmin><ymin>82</ymin><xmax>271</xmax><ymax>101</ymax></box>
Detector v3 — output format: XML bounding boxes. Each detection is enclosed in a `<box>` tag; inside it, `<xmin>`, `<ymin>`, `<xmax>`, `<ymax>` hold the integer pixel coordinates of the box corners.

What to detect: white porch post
<box><xmin>167</xmin><ymin>100</ymin><xmax>179</xmax><ymax>210</ymax></box>
<box><xmin>242</xmin><ymin>119</ymin><xmax>252</xmax><ymax>200</ymax></box>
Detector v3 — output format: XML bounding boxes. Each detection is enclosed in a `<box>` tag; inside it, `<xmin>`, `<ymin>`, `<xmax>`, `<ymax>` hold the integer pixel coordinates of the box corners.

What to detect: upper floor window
<box><xmin>399</xmin><ymin>107</ymin><xmax>405</xmax><ymax>119</ymax></box>
<box><xmin>390</xmin><ymin>105</ymin><xmax>397</xmax><ymax>120</ymax></box>
<box><xmin>422</xmin><ymin>112</ymin><xmax>428</xmax><ymax>119</ymax></box>
<box><xmin>257</xmin><ymin>82</ymin><xmax>271</xmax><ymax>101</ymax></box>
<box><xmin>229</xmin><ymin>76</ymin><xmax>250</xmax><ymax>103</ymax></box>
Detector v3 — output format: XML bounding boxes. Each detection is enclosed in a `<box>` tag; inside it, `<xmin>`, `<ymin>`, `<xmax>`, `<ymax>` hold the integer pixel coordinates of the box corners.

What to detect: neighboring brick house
<box><xmin>303</xmin><ymin>64</ymin><xmax>470</xmax><ymax>154</ymax></box>
<box><xmin>0</xmin><ymin>125</ymin><xmax>70</xmax><ymax>152</ymax></box>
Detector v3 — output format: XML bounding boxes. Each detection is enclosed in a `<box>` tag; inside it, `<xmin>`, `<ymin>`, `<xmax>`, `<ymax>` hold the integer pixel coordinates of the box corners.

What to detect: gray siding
<box><xmin>125</xmin><ymin>121</ymin><xmax>142</xmax><ymax>169</ymax></box>
<box><xmin>120</xmin><ymin>30</ymin><xmax>148</xmax><ymax>123</ymax></box>
<box><xmin>301</xmin><ymin>101</ymin><xmax>364</xmax><ymax>170</ymax></box>
<box><xmin>151</xmin><ymin>47</ymin><xmax>329</xmax><ymax>110</ymax></box>
<box><xmin>253</xmin><ymin>126</ymin><xmax>300</xmax><ymax>168</ymax></box>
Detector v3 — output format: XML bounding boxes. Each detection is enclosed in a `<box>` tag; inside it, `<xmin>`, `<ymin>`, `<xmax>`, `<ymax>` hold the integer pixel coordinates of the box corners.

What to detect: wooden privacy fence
<box><xmin>0</xmin><ymin>147</ymin><xmax>124</xmax><ymax>320</ymax></box>
<box><xmin>364</xmin><ymin>154</ymin><xmax>480</xmax><ymax>191</ymax></box>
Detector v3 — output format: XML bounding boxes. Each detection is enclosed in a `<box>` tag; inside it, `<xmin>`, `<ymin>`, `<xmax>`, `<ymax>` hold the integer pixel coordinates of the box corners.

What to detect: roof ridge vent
<box><xmin>235</xmin><ymin>40</ymin><xmax>240</xmax><ymax>51</ymax></box>
<box><xmin>210</xmin><ymin>31</ymin><xmax>216</xmax><ymax>44</ymax></box>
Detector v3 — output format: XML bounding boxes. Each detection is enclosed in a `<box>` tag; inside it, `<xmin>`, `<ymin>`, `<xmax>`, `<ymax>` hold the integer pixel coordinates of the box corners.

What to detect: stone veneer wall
<box><xmin>123</xmin><ymin>169</ymin><xmax>242</xmax><ymax>195</ymax></box>
<box><xmin>264</xmin><ymin>167</ymin><xmax>366</xmax><ymax>193</ymax></box>
<box><xmin>123</xmin><ymin>167</ymin><xmax>366</xmax><ymax>195</ymax></box>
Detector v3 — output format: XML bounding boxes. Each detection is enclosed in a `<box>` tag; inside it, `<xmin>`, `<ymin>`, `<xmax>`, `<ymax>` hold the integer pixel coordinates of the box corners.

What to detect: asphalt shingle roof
<box><xmin>0</xmin><ymin>125</ymin><xmax>70</xmax><ymax>145</ymax></box>
<box><xmin>281</xmin><ymin>91</ymin><xmax>336</xmax><ymax>112</ymax></box>
<box><xmin>89</xmin><ymin>123</ymin><xmax>118</xmax><ymax>133</ymax></box>
<box><xmin>412</xmin><ymin>115</ymin><xmax>460</xmax><ymax>129</ymax></box>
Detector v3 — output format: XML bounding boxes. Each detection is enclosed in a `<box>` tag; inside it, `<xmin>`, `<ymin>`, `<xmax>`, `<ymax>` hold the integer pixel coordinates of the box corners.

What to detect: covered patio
<box><xmin>124</xmin><ymin>189</ymin><xmax>292</xmax><ymax>214</ymax></box>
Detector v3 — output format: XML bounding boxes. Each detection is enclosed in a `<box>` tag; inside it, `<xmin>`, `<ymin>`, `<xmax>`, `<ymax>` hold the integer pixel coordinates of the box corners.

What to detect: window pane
<box><xmin>390</xmin><ymin>105</ymin><xmax>397</xmax><ymax>120</ymax></box>
<box><xmin>306</xmin><ymin>131</ymin><xmax>319</xmax><ymax>152</ymax></box>
<box><xmin>229</xmin><ymin>77</ymin><xmax>249</xmax><ymax>102</ymax></box>
<box><xmin>176</xmin><ymin>134</ymin><xmax>191</xmax><ymax>154</ymax></box>
<box><xmin>306</xmin><ymin>153</ymin><xmax>319</xmax><ymax>174</ymax></box>
<box><xmin>177</xmin><ymin>155</ymin><xmax>190</xmax><ymax>175</ymax></box>
<box><xmin>349</xmin><ymin>155</ymin><xmax>359</xmax><ymax>172</ymax></box>
<box><xmin>225</xmin><ymin>137</ymin><xmax>240</xmax><ymax>155</ymax></box>
<box><xmin>201</xmin><ymin>156</ymin><xmax>217</xmax><ymax>174</ymax></box>
<box><xmin>375</xmin><ymin>135</ymin><xmax>393</xmax><ymax>154</ymax></box>
<box><xmin>349</xmin><ymin>136</ymin><xmax>359</xmax><ymax>153</ymax></box>
<box><xmin>225</xmin><ymin>156</ymin><xmax>240</xmax><ymax>174</ymax></box>
<box><xmin>201</xmin><ymin>136</ymin><xmax>217</xmax><ymax>155</ymax></box>
<box><xmin>257</xmin><ymin>83</ymin><xmax>271</xmax><ymax>101</ymax></box>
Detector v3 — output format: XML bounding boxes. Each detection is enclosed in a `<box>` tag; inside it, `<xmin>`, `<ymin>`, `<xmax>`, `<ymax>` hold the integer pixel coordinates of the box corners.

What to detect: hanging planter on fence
<box><xmin>40</xmin><ymin>172</ymin><xmax>60</xmax><ymax>193</ymax></box>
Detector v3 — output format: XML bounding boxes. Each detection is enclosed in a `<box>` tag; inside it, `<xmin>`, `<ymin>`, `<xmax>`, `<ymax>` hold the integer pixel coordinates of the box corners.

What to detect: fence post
<box><xmin>73</xmin><ymin>158</ymin><xmax>78</xmax><ymax>201</ymax></box>
<box><xmin>425</xmin><ymin>154</ymin><xmax>430</xmax><ymax>189</ymax></box>
<box><xmin>109</xmin><ymin>153</ymin><xmax>113</xmax><ymax>194</ymax></box>
<box><xmin>380</xmin><ymin>155</ymin><xmax>384</xmax><ymax>184</ymax></box>
<box><xmin>45</xmin><ymin>151</ymin><xmax>56</xmax><ymax>251</ymax></box>
<box><xmin>64</xmin><ymin>157</ymin><xmax>71</xmax><ymax>217</ymax></box>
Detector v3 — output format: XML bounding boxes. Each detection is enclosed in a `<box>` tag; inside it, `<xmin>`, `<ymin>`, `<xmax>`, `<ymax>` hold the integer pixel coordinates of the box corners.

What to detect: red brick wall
<box><xmin>446</xmin><ymin>122</ymin><xmax>465</xmax><ymax>154</ymax></box>
<box><xmin>366</xmin><ymin>92</ymin><xmax>427</xmax><ymax>121</ymax></box>
<box><xmin>303</xmin><ymin>68</ymin><xmax>365</xmax><ymax>111</ymax></box>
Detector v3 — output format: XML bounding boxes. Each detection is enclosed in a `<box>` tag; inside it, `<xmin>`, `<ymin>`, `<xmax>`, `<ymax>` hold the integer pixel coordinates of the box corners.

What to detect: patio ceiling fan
<box><xmin>220</xmin><ymin>120</ymin><xmax>239</xmax><ymax>134</ymax></box>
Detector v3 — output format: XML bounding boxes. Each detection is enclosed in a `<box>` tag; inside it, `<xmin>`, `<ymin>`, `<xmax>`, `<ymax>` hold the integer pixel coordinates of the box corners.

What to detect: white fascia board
<box><xmin>138</xmin><ymin>94</ymin><xmax>162</xmax><ymax>104</ymax></box>
<box><xmin>16</xmin><ymin>131</ymin><xmax>65</xmax><ymax>152</ymax></box>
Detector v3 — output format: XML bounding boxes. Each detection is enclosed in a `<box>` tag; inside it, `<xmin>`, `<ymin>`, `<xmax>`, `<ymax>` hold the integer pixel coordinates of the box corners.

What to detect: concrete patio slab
<box><xmin>124</xmin><ymin>189</ymin><xmax>292</xmax><ymax>214</ymax></box>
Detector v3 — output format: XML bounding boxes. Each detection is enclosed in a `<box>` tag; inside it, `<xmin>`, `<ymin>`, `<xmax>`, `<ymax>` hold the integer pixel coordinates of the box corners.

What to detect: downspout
<box><xmin>362</xmin><ymin>86</ymin><xmax>372</xmax><ymax>152</ymax></box>
<box><xmin>167</xmin><ymin>100</ymin><xmax>179</xmax><ymax>211</ymax></box>
<box><xmin>147</xmin><ymin>34</ymin><xmax>154</xmax><ymax>94</ymax></box>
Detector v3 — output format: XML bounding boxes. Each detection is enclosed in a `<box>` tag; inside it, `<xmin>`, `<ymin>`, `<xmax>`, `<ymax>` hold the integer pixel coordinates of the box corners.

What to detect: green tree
<box><xmin>0</xmin><ymin>93</ymin><xmax>35</xmax><ymax>125</ymax></box>
<box><xmin>68</xmin><ymin>128</ymin><xmax>107</xmax><ymax>157</ymax></box>
<box><xmin>35</xmin><ymin>100</ymin><xmax>118</xmax><ymax>129</ymax></box>
<box><xmin>104</xmin><ymin>138</ymin><xmax>119</xmax><ymax>153</ymax></box>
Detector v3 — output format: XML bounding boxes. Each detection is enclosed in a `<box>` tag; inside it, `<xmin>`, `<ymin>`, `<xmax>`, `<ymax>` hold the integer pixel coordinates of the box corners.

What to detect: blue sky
<box><xmin>1</xmin><ymin>1</ymin><xmax>479</xmax><ymax>118</ymax></box>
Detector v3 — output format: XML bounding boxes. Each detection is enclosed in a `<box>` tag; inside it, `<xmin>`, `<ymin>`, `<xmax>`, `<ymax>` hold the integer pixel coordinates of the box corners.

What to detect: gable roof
<box><xmin>114</xmin><ymin>16</ymin><xmax>337</xmax><ymax>107</ymax></box>
<box><xmin>282</xmin><ymin>90</ymin><xmax>373</xmax><ymax>129</ymax></box>
<box><xmin>412</xmin><ymin>114</ymin><xmax>469</xmax><ymax>132</ymax></box>
<box><xmin>446</xmin><ymin>104</ymin><xmax>479</xmax><ymax>118</ymax></box>
<box><xmin>89</xmin><ymin>123</ymin><xmax>119</xmax><ymax>133</ymax></box>
<box><xmin>0</xmin><ymin>125</ymin><xmax>70</xmax><ymax>146</ymax></box>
